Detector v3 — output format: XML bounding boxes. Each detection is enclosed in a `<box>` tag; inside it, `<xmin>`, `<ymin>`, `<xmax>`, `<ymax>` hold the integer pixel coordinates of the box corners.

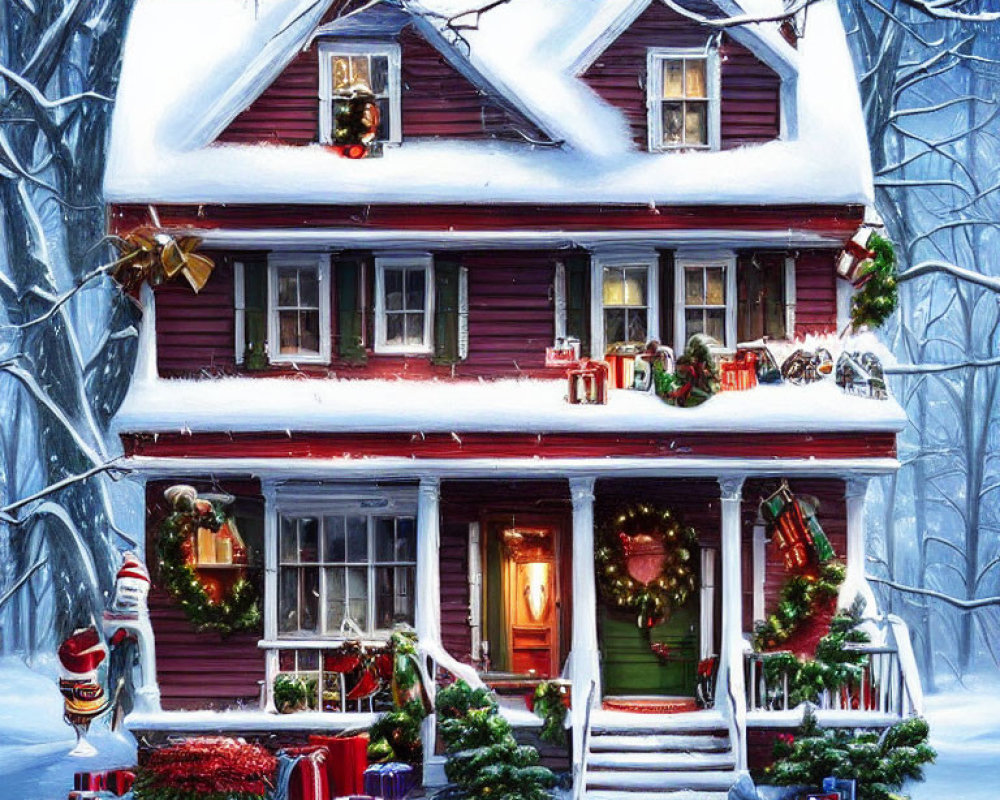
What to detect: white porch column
<box><xmin>839</xmin><ymin>477</ymin><xmax>878</xmax><ymax>616</ymax></box>
<box><xmin>262</xmin><ymin>482</ymin><xmax>279</xmax><ymax>713</ymax></box>
<box><xmin>699</xmin><ymin>547</ymin><xmax>717</xmax><ymax>660</ymax></box>
<box><xmin>569</xmin><ymin>477</ymin><xmax>599</xmax><ymax>770</ymax></box>
<box><xmin>717</xmin><ymin>475</ymin><xmax>747</xmax><ymax>773</ymax></box>
<box><xmin>415</xmin><ymin>477</ymin><xmax>442</xmax><ymax>648</ymax></box>
<box><xmin>135</xmin><ymin>282</ymin><xmax>158</xmax><ymax>383</ymax></box>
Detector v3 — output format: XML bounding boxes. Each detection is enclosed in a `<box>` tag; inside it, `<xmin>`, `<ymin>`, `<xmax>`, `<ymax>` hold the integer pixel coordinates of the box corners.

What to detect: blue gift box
<box><xmin>823</xmin><ymin>777</ymin><xmax>856</xmax><ymax>800</ymax></box>
<box><xmin>362</xmin><ymin>762</ymin><xmax>414</xmax><ymax>800</ymax></box>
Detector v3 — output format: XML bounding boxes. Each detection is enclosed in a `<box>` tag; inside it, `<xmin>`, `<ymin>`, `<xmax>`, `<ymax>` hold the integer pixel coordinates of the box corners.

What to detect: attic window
<box><xmin>647</xmin><ymin>48</ymin><xmax>720</xmax><ymax>151</ymax></box>
<box><xmin>318</xmin><ymin>42</ymin><xmax>401</xmax><ymax>146</ymax></box>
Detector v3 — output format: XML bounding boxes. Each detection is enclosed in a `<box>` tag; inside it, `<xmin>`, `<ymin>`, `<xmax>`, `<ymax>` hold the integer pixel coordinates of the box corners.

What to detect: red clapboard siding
<box><xmin>111</xmin><ymin>203</ymin><xmax>865</xmax><ymax>237</ymax></box>
<box><xmin>582</xmin><ymin>2</ymin><xmax>780</xmax><ymax>149</ymax></box>
<box><xmin>440</xmin><ymin>521</ymin><xmax>472</xmax><ymax>663</ymax></box>
<box><xmin>122</xmin><ymin>431</ymin><xmax>898</xmax><ymax>462</ymax></box>
<box><xmin>459</xmin><ymin>251</ymin><xmax>555</xmax><ymax>374</ymax></box>
<box><xmin>795</xmin><ymin>250</ymin><xmax>838</xmax><ymax>336</ymax></box>
<box><xmin>148</xmin><ymin>590</ymin><xmax>265</xmax><ymax>710</ymax></box>
<box><xmin>154</xmin><ymin>254</ymin><xmax>236</xmax><ymax>375</ymax></box>
<box><xmin>218</xmin><ymin>21</ymin><xmax>538</xmax><ymax>144</ymax></box>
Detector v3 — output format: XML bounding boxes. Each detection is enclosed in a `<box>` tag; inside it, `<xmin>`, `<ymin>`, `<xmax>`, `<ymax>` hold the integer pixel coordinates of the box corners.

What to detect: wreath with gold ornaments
<box><xmin>595</xmin><ymin>504</ymin><xmax>698</xmax><ymax>628</ymax></box>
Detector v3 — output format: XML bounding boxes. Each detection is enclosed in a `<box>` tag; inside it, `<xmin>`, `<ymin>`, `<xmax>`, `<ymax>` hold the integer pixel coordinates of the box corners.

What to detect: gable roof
<box><xmin>105</xmin><ymin>0</ymin><xmax>872</xmax><ymax>208</ymax></box>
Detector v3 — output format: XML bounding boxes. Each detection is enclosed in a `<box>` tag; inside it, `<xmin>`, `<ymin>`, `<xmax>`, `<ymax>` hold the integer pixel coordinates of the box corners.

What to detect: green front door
<box><xmin>600</xmin><ymin>599</ymin><xmax>698</xmax><ymax>696</ymax></box>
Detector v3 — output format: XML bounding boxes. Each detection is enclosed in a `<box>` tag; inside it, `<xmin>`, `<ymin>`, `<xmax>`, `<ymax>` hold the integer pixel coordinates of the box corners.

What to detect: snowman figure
<box><xmin>111</xmin><ymin>552</ymin><xmax>150</xmax><ymax>616</ymax></box>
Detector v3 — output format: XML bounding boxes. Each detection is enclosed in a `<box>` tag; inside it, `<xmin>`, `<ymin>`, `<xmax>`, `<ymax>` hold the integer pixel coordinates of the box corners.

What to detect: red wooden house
<box><xmin>106</xmin><ymin>0</ymin><xmax>921</xmax><ymax>795</ymax></box>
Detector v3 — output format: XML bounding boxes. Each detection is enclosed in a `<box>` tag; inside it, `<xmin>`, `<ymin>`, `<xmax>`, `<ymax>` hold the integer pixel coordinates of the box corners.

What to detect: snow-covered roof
<box><xmin>105</xmin><ymin>0</ymin><xmax>874</xmax><ymax>207</ymax></box>
<box><xmin>115</xmin><ymin>375</ymin><xmax>906</xmax><ymax>437</ymax></box>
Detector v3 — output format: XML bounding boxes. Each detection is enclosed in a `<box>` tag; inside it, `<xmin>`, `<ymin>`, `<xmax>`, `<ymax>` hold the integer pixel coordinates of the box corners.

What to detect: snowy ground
<box><xmin>0</xmin><ymin>654</ymin><xmax>996</xmax><ymax>799</ymax></box>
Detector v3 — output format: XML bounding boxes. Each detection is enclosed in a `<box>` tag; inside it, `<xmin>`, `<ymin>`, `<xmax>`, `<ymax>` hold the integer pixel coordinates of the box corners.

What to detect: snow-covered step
<box><xmin>586</xmin><ymin>768</ymin><xmax>739</xmax><ymax>792</ymax></box>
<box><xmin>589</xmin><ymin>733</ymin><xmax>731</xmax><ymax>752</ymax></box>
<box><xmin>590</xmin><ymin>709</ymin><xmax>727</xmax><ymax>733</ymax></box>
<box><xmin>587</xmin><ymin>791</ymin><xmax>730</xmax><ymax>800</ymax></box>
<box><xmin>588</xmin><ymin>750</ymin><xmax>736</xmax><ymax>771</ymax></box>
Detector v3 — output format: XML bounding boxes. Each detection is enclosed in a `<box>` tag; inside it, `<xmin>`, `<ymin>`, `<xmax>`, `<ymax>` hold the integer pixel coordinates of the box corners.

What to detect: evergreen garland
<box><xmin>532</xmin><ymin>682</ymin><xmax>568</xmax><ymax>747</ymax></box>
<box><xmin>850</xmin><ymin>232</ymin><xmax>897</xmax><ymax>331</ymax></box>
<box><xmin>753</xmin><ymin>561</ymin><xmax>845</xmax><ymax>651</ymax></box>
<box><xmin>435</xmin><ymin>680</ymin><xmax>555</xmax><ymax>800</ymax></box>
<box><xmin>765</xmin><ymin>707</ymin><xmax>935</xmax><ymax>800</ymax></box>
<box><xmin>367</xmin><ymin>632</ymin><xmax>428</xmax><ymax>765</ymax></box>
<box><xmin>157</xmin><ymin>506</ymin><xmax>261</xmax><ymax>636</ymax></box>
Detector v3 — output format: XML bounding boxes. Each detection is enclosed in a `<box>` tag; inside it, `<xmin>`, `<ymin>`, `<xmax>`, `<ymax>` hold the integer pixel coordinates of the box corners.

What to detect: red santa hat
<box><xmin>58</xmin><ymin>627</ymin><xmax>107</xmax><ymax>675</ymax></box>
<box><xmin>116</xmin><ymin>552</ymin><xmax>150</xmax><ymax>584</ymax></box>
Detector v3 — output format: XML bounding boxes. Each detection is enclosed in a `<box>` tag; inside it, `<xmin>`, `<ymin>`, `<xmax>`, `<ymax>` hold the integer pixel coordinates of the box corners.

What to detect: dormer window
<box><xmin>647</xmin><ymin>48</ymin><xmax>720</xmax><ymax>151</ymax></box>
<box><xmin>318</xmin><ymin>42</ymin><xmax>401</xmax><ymax>146</ymax></box>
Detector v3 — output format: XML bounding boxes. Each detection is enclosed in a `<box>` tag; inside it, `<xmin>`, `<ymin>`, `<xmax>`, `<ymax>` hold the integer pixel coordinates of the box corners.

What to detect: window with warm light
<box><xmin>647</xmin><ymin>48</ymin><xmax>719</xmax><ymax>151</ymax></box>
<box><xmin>590</xmin><ymin>252</ymin><xmax>659</xmax><ymax>358</ymax></box>
<box><xmin>266</xmin><ymin>253</ymin><xmax>331</xmax><ymax>364</ymax></box>
<box><xmin>674</xmin><ymin>255</ymin><xmax>737</xmax><ymax>350</ymax></box>
<box><xmin>318</xmin><ymin>41</ymin><xmax>401</xmax><ymax>145</ymax></box>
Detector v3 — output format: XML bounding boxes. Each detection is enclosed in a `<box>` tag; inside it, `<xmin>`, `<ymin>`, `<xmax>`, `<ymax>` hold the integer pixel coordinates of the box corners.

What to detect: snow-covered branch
<box><xmin>885</xmin><ymin>355</ymin><xmax>1000</xmax><ymax>374</ymax></box>
<box><xmin>898</xmin><ymin>260</ymin><xmax>1000</xmax><ymax>292</ymax></box>
<box><xmin>0</xmin><ymin>460</ymin><xmax>128</xmax><ymax>518</ymax></box>
<box><xmin>868</xmin><ymin>577</ymin><xmax>1000</xmax><ymax>610</ymax></box>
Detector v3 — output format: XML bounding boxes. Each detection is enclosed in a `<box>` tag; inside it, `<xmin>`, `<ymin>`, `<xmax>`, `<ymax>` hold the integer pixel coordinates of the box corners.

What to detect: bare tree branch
<box><xmin>869</xmin><ymin>576</ymin><xmax>1000</xmax><ymax>609</ymax></box>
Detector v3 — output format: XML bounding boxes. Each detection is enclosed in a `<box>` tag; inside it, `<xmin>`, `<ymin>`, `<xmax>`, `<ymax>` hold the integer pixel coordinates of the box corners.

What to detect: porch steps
<box><xmin>584</xmin><ymin>712</ymin><xmax>738</xmax><ymax>799</ymax></box>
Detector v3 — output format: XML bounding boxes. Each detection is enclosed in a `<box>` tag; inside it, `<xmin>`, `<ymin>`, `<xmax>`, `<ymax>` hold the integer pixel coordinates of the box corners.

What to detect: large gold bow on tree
<box><xmin>110</xmin><ymin>227</ymin><xmax>215</xmax><ymax>293</ymax></box>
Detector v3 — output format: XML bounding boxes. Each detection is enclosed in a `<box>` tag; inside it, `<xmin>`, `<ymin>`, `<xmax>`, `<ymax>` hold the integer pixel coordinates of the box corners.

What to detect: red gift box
<box><xmin>719</xmin><ymin>350</ymin><xmax>758</xmax><ymax>392</ymax></box>
<box><xmin>308</xmin><ymin>734</ymin><xmax>368</xmax><ymax>797</ymax></box>
<box><xmin>567</xmin><ymin>359</ymin><xmax>609</xmax><ymax>404</ymax></box>
<box><xmin>73</xmin><ymin>770</ymin><xmax>135</xmax><ymax>796</ymax></box>
<box><xmin>281</xmin><ymin>746</ymin><xmax>329</xmax><ymax>800</ymax></box>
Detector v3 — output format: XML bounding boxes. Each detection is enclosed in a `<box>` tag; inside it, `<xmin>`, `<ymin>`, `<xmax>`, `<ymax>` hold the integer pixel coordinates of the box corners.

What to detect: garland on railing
<box><xmin>157</xmin><ymin>499</ymin><xmax>260</xmax><ymax>636</ymax></box>
<box><xmin>759</xmin><ymin>598</ymin><xmax>871</xmax><ymax>708</ymax></box>
<box><xmin>753</xmin><ymin>561</ymin><xmax>845</xmax><ymax>651</ymax></box>
<box><xmin>367</xmin><ymin>632</ymin><xmax>429</xmax><ymax>766</ymax></box>
<box><xmin>532</xmin><ymin>682</ymin><xmax>569</xmax><ymax>747</ymax></box>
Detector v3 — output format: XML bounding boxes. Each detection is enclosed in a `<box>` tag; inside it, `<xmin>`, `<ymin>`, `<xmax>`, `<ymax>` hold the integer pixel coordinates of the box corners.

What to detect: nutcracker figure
<box><xmin>58</xmin><ymin>627</ymin><xmax>110</xmax><ymax>756</ymax></box>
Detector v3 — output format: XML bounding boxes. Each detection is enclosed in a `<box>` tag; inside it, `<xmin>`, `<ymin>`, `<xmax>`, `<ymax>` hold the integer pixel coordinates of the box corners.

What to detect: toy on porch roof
<box><xmin>836</xmin><ymin>351</ymin><xmax>888</xmax><ymax>400</ymax></box>
<box><xmin>596</xmin><ymin>503</ymin><xmax>699</xmax><ymax>628</ymax></box>
<box><xmin>156</xmin><ymin>484</ymin><xmax>260</xmax><ymax>636</ymax></box>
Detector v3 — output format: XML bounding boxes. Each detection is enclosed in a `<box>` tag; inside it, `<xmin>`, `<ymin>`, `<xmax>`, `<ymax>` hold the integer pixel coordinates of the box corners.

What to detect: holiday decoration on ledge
<box><xmin>73</xmin><ymin>768</ymin><xmax>136</xmax><ymax>797</ymax></box>
<box><xmin>760</xmin><ymin>481</ymin><xmax>836</xmax><ymax>571</ymax></box>
<box><xmin>695</xmin><ymin>655</ymin><xmax>718</xmax><ymax>708</ymax></box>
<box><xmin>133</xmin><ymin>737</ymin><xmax>277</xmax><ymax>800</ymax></box>
<box><xmin>436</xmin><ymin>679</ymin><xmax>556</xmax><ymax>800</ymax></box>
<box><xmin>366</xmin><ymin>632</ymin><xmax>429</xmax><ymax>766</ymax></box>
<box><xmin>605</xmin><ymin>342</ymin><xmax>643</xmax><ymax>389</ymax></box>
<box><xmin>331</xmin><ymin>85</ymin><xmax>381</xmax><ymax>159</ymax></box>
<box><xmin>781</xmin><ymin>347</ymin><xmax>834</xmax><ymax>385</ymax></box>
<box><xmin>276</xmin><ymin>745</ymin><xmax>329</xmax><ymax>800</ymax></box>
<box><xmin>734</xmin><ymin>340</ymin><xmax>783</xmax><ymax>385</ymax></box>
<box><xmin>545</xmin><ymin>336</ymin><xmax>580</xmax><ymax>368</ymax></box>
<box><xmin>156</xmin><ymin>484</ymin><xmax>259</xmax><ymax>636</ymax></box>
<box><xmin>838</xmin><ymin>228</ymin><xmax>898</xmax><ymax>332</ymax></box>
<box><xmin>835</xmin><ymin>351</ymin><xmax>888</xmax><ymax>400</ymax></box>
<box><xmin>110</xmin><ymin>226</ymin><xmax>215</xmax><ymax>294</ymax></box>
<box><xmin>59</xmin><ymin>627</ymin><xmax>112</xmax><ymax>757</ymax></box>
<box><xmin>596</xmin><ymin>504</ymin><xmax>699</xmax><ymax>628</ymax></box>
<box><xmin>765</xmin><ymin>707</ymin><xmax>934</xmax><ymax>800</ymax></box>
<box><xmin>653</xmin><ymin>334</ymin><xmax>720</xmax><ymax>407</ymax></box>
<box><xmin>532</xmin><ymin>681</ymin><xmax>569</xmax><ymax>746</ymax></box>
<box><xmin>273</xmin><ymin>673</ymin><xmax>312</xmax><ymax>714</ymax></box>
<box><xmin>719</xmin><ymin>348</ymin><xmax>759</xmax><ymax>392</ymax></box>
<box><xmin>566</xmin><ymin>357</ymin><xmax>609</xmax><ymax>404</ymax></box>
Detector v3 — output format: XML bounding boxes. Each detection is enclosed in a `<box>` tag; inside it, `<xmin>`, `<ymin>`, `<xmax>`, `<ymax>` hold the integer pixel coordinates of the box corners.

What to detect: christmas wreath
<box><xmin>157</xmin><ymin>491</ymin><xmax>260</xmax><ymax>636</ymax></box>
<box><xmin>595</xmin><ymin>504</ymin><xmax>698</xmax><ymax>628</ymax></box>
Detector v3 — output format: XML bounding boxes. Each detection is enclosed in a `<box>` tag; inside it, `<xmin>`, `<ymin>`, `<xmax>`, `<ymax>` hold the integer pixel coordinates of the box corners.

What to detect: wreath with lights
<box><xmin>157</xmin><ymin>497</ymin><xmax>260</xmax><ymax>636</ymax></box>
<box><xmin>595</xmin><ymin>504</ymin><xmax>699</xmax><ymax>628</ymax></box>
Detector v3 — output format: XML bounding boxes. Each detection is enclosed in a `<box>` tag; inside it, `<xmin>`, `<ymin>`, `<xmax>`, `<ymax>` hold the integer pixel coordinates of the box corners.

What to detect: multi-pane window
<box><xmin>278</xmin><ymin>513</ymin><xmax>416</xmax><ymax>637</ymax></box>
<box><xmin>681</xmin><ymin>263</ymin><xmax>728</xmax><ymax>344</ymax></box>
<box><xmin>375</xmin><ymin>256</ymin><xmax>433</xmax><ymax>353</ymax></box>
<box><xmin>319</xmin><ymin>43</ymin><xmax>401</xmax><ymax>145</ymax></box>
<box><xmin>648</xmin><ymin>50</ymin><xmax>718</xmax><ymax>151</ymax></box>
<box><xmin>267</xmin><ymin>254</ymin><xmax>330</xmax><ymax>363</ymax></box>
<box><xmin>602</xmin><ymin>266</ymin><xmax>649</xmax><ymax>348</ymax></box>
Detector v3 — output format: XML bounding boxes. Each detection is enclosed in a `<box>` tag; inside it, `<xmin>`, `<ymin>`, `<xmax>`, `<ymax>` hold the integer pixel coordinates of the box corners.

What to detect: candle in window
<box><xmin>196</xmin><ymin>526</ymin><xmax>216</xmax><ymax>564</ymax></box>
<box><xmin>215</xmin><ymin>524</ymin><xmax>233</xmax><ymax>564</ymax></box>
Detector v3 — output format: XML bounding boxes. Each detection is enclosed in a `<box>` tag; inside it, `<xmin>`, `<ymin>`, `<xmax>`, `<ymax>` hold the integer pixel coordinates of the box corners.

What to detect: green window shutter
<box><xmin>565</xmin><ymin>252</ymin><xmax>590</xmax><ymax>357</ymax></box>
<box><xmin>434</xmin><ymin>256</ymin><xmax>462</xmax><ymax>364</ymax></box>
<box><xmin>242</xmin><ymin>256</ymin><xmax>269</xmax><ymax>370</ymax></box>
<box><xmin>336</xmin><ymin>257</ymin><xmax>367</xmax><ymax>363</ymax></box>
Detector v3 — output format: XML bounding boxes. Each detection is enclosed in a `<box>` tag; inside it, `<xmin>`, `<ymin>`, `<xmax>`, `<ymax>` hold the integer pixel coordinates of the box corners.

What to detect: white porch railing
<box><xmin>574</xmin><ymin>680</ymin><xmax>597</xmax><ymax>800</ymax></box>
<box><xmin>745</xmin><ymin>642</ymin><xmax>919</xmax><ymax>717</ymax></box>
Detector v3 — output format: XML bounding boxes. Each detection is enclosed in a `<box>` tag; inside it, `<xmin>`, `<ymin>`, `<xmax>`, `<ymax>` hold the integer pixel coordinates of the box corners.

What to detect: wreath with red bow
<box><xmin>595</xmin><ymin>504</ymin><xmax>699</xmax><ymax>628</ymax></box>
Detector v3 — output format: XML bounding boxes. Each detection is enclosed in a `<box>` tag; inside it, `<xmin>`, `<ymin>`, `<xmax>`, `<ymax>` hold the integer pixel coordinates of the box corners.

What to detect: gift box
<box><xmin>68</xmin><ymin>792</ymin><xmax>116</xmax><ymax>800</ymax></box>
<box><xmin>545</xmin><ymin>337</ymin><xmax>580</xmax><ymax>368</ymax></box>
<box><xmin>567</xmin><ymin>359</ymin><xmax>609</xmax><ymax>405</ymax></box>
<box><xmin>308</xmin><ymin>734</ymin><xmax>368</xmax><ymax>797</ymax></box>
<box><xmin>719</xmin><ymin>350</ymin><xmax>758</xmax><ymax>392</ymax></box>
<box><xmin>280</xmin><ymin>746</ymin><xmax>329</xmax><ymax>800</ymax></box>
<box><xmin>363</xmin><ymin>762</ymin><xmax>415</xmax><ymax>800</ymax></box>
<box><xmin>73</xmin><ymin>769</ymin><xmax>135</xmax><ymax>796</ymax></box>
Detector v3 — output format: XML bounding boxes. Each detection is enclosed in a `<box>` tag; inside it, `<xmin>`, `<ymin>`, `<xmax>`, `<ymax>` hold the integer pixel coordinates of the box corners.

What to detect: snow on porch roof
<box><xmin>104</xmin><ymin>0</ymin><xmax>873</xmax><ymax>207</ymax></box>
<box><xmin>115</xmin><ymin>375</ymin><xmax>907</xmax><ymax>437</ymax></box>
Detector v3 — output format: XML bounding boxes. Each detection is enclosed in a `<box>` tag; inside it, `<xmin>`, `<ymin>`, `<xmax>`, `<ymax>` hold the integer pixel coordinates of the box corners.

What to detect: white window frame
<box><xmin>374</xmin><ymin>254</ymin><xmax>434</xmax><ymax>355</ymax></box>
<box><xmin>317</xmin><ymin>41</ymin><xmax>402</xmax><ymax>146</ymax></box>
<box><xmin>673</xmin><ymin>251</ymin><xmax>737</xmax><ymax>353</ymax></box>
<box><xmin>647</xmin><ymin>46</ymin><xmax>721</xmax><ymax>152</ymax></box>
<box><xmin>266</xmin><ymin>252</ymin><xmax>332</xmax><ymax>365</ymax></box>
<box><xmin>589</xmin><ymin>250</ymin><xmax>659</xmax><ymax>359</ymax></box>
<box><xmin>268</xmin><ymin>485</ymin><xmax>419</xmax><ymax>642</ymax></box>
